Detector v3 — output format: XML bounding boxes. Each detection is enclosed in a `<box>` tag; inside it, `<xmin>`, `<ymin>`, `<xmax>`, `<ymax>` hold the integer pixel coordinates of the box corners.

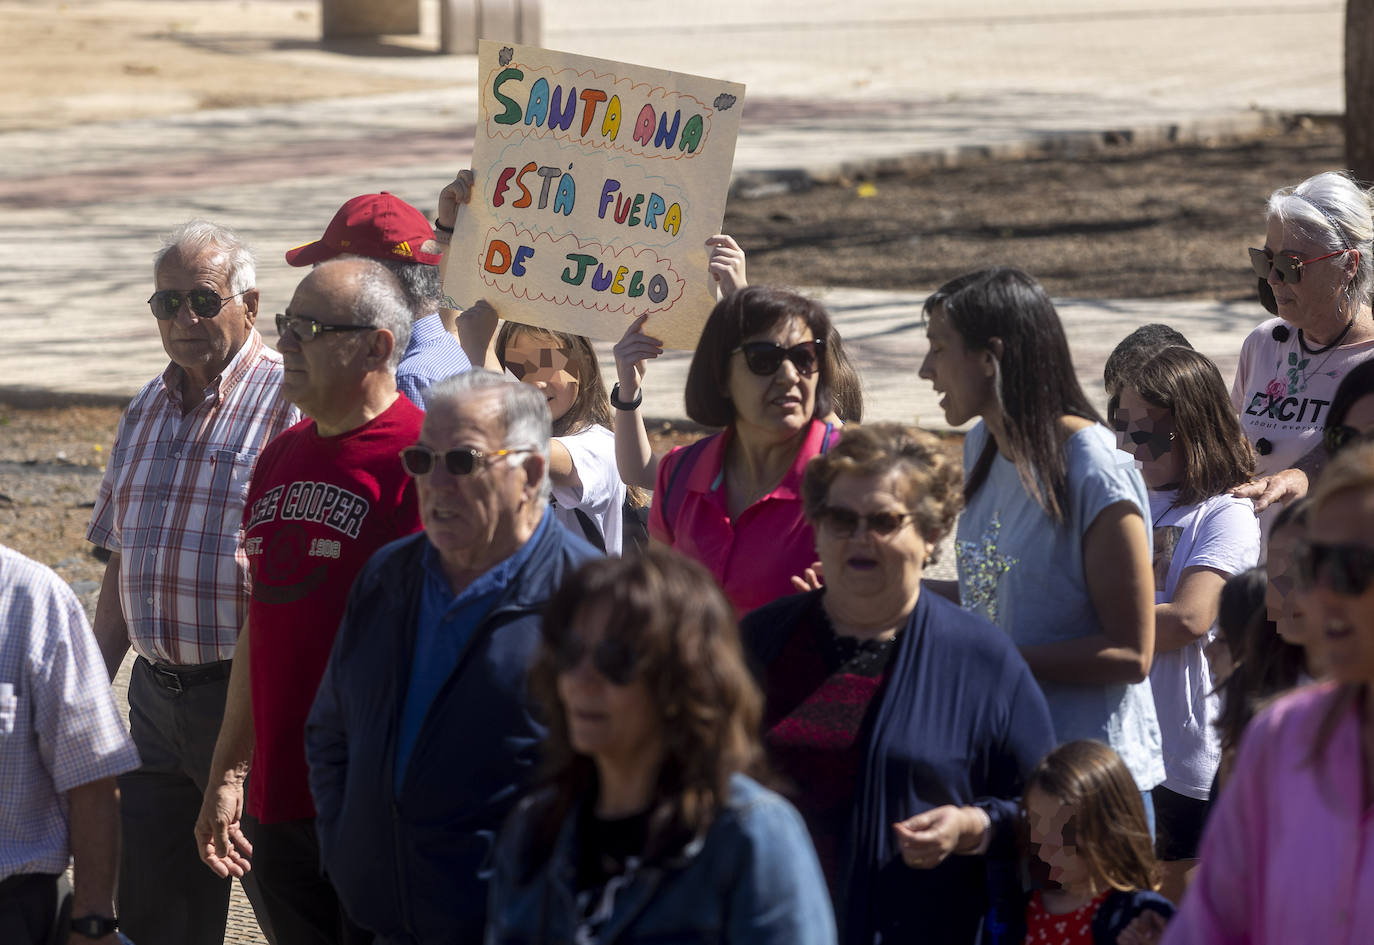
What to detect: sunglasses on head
<box><xmin>733</xmin><ymin>338</ymin><xmax>825</xmax><ymax>377</ymax></box>
<box><xmin>147</xmin><ymin>288</ymin><xmax>247</xmax><ymax>320</ymax></box>
<box><xmin>1295</xmin><ymin>540</ymin><xmax>1374</xmax><ymax>596</ymax></box>
<box><xmin>815</xmin><ymin>504</ymin><xmax>915</xmax><ymax>539</ymax></box>
<box><xmin>398</xmin><ymin>445</ymin><xmax>530</xmax><ymax>477</ymax></box>
<box><xmin>276</xmin><ymin>313</ymin><xmax>375</xmax><ymax>343</ymax></box>
<box><xmin>552</xmin><ymin>634</ymin><xmax>640</xmax><ymax>686</ymax></box>
<box><xmin>1247</xmin><ymin>247</ymin><xmax>1347</xmax><ymax>285</ymax></box>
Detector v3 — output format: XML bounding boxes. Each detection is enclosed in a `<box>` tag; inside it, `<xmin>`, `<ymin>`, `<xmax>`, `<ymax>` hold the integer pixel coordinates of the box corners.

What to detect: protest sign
<box><xmin>442</xmin><ymin>40</ymin><xmax>745</xmax><ymax>349</ymax></box>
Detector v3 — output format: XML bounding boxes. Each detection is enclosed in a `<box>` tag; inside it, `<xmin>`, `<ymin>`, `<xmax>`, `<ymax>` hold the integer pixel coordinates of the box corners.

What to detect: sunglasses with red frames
<box><xmin>732</xmin><ymin>338</ymin><xmax>825</xmax><ymax>377</ymax></box>
<box><xmin>1247</xmin><ymin>247</ymin><xmax>1348</xmax><ymax>285</ymax></box>
<box><xmin>1295</xmin><ymin>541</ymin><xmax>1374</xmax><ymax>596</ymax></box>
<box><xmin>552</xmin><ymin>634</ymin><xmax>641</xmax><ymax>686</ymax></box>
<box><xmin>398</xmin><ymin>445</ymin><xmax>530</xmax><ymax>477</ymax></box>
<box><xmin>148</xmin><ymin>288</ymin><xmax>248</xmax><ymax>320</ymax></box>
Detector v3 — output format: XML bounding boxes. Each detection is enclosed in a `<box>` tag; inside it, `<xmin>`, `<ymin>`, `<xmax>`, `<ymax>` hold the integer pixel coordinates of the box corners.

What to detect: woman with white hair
<box><xmin>1232</xmin><ymin>171</ymin><xmax>1374</xmax><ymax>510</ymax></box>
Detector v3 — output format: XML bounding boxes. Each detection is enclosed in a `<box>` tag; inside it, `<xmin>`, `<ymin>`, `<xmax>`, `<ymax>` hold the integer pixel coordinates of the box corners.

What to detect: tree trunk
<box><xmin>1348</xmin><ymin>0</ymin><xmax>1374</xmax><ymax>184</ymax></box>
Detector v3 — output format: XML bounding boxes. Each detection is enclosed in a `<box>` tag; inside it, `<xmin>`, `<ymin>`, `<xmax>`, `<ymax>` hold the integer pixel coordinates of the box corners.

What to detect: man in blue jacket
<box><xmin>304</xmin><ymin>369</ymin><xmax>600</xmax><ymax>944</ymax></box>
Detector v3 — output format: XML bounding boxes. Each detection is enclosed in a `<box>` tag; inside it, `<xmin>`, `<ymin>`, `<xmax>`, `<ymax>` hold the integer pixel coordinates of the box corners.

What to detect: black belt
<box><xmin>141</xmin><ymin>657</ymin><xmax>233</xmax><ymax>693</ymax></box>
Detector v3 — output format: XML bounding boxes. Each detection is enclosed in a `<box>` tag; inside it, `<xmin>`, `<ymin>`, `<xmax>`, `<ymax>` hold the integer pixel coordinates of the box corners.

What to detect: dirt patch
<box><xmin>724</xmin><ymin>117</ymin><xmax>1344</xmax><ymax>301</ymax></box>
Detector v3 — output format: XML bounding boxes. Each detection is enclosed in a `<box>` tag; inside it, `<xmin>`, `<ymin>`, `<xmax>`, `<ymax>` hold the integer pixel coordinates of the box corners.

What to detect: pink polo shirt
<box><xmin>1161</xmin><ymin>682</ymin><xmax>1374</xmax><ymax>945</ymax></box>
<box><xmin>649</xmin><ymin>419</ymin><xmax>835</xmax><ymax>615</ymax></box>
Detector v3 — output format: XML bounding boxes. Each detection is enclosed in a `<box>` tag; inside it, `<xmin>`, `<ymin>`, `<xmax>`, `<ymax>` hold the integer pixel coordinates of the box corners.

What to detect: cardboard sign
<box><xmin>442</xmin><ymin>41</ymin><xmax>745</xmax><ymax>349</ymax></box>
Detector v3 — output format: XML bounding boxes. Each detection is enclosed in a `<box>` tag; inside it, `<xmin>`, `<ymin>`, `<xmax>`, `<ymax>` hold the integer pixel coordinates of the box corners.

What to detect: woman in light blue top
<box><xmin>917</xmin><ymin>267</ymin><xmax>1164</xmax><ymax>801</ymax></box>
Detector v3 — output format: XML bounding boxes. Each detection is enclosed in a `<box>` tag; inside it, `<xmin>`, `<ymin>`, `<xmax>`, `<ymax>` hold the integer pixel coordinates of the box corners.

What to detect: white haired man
<box><xmin>87</xmin><ymin>221</ymin><xmax>299</xmax><ymax>945</ymax></box>
<box><xmin>305</xmin><ymin>370</ymin><xmax>601</xmax><ymax>943</ymax></box>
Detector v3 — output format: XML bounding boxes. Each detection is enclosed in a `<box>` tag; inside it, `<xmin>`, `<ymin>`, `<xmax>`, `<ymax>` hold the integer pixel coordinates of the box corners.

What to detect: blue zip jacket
<box><xmin>305</xmin><ymin>521</ymin><xmax>599</xmax><ymax>944</ymax></box>
<box><xmin>485</xmin><ymin>773</ymin><xmax>837</xmax><ymax>945</ymax></box>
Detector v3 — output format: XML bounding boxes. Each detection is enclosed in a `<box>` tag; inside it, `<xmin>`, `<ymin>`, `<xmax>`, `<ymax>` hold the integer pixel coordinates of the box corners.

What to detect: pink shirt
<box><xmin>649</xmin><ymin>419</ymin><xmax>835</xmax><ymax>614</ymax></box>
<box><xmin>1161</xmin><ymin>682</ymin><xmax>1374</xmax><ymax>945</ymax></box>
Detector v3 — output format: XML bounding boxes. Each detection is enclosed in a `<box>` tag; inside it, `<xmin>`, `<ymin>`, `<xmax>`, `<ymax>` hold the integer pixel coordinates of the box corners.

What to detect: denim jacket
<box><xmin>485</xmin><ymin>773</ymin><xmax>837</xmax><ymax>945</ymax></box>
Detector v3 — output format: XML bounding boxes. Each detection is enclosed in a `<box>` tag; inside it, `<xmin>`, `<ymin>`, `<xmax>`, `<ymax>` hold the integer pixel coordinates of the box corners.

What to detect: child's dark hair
<box><xmin>1103</xmin><ymin>324</ymin><xmax>1194</xmax><ymax>416</ymax></box>
<box><xmin>1022</xmin><ymin>741</ymin><xmax>1160</xmax><ymax>893</ymax></box>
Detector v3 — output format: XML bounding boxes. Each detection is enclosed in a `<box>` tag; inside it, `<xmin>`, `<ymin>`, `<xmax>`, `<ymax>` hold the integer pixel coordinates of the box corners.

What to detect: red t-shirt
<box><xmin>1023</xmin><ymin>889</ymin><xmax>1110</xmax><ymax>945</ymax></box>
<box><xmin>242</xmin><ymin>396</ymin><xmax>424</xmax><ymax>822</ymax></box>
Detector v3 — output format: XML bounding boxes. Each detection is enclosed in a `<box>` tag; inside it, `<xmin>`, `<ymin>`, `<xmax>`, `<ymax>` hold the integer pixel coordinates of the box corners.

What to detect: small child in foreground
<box><xmin>1000</xmin><ymin>740</ymin><xmax>1175</xmax><ymax>945</ymax></box>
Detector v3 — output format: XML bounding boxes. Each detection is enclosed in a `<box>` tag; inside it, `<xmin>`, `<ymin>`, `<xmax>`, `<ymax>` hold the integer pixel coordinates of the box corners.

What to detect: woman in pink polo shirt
<box><xmin>626</xmin><ymin>286</ymin><xmax>839</xmax><ymax>613</ymax></box>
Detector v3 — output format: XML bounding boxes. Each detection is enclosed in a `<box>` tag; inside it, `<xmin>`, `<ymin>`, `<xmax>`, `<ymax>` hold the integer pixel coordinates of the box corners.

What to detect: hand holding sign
<box><xmin>443</xmin><ymin>42</ymin><xmax>745</xmax><ymax>351</ymax></box>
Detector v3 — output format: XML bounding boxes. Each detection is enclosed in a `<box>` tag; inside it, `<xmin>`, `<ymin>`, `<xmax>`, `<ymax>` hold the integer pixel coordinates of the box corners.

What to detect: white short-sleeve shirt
<box><xmin>550</xmin><ymin>424</ymin><xmax>626</xmax><ymax>554</ymax></box>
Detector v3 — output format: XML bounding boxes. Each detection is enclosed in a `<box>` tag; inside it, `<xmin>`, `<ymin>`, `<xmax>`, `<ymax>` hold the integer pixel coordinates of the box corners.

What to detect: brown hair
<box><xmin>526</xmin><ymin>547</ymin><xmax>765</xmax><ymax>869</ymax></box>
<box><xmin>1127</xmin><ymin>346</ymin><xmax>1255</xmax><ymax>505</ymax></box>
<box><xmin>683</xmin><ymin>285</ymin><xmax>835</xmax><ymax>428</ymax></box>
<box><xmin>827</xmin><ymin>328</ymin><xmax>864</xmax><ymax>423</ymax></box>
<box><xmin>802</xmin><ymin>423</ymin><xmax>963</xmax><ymax>563</ymax></box>
<box><xmin>497</xmin><ymin>321</ymin><xmax>648</xmax><ymax>508</ymax></box>
<box><xmin>1304</xmin><ymin>439</ymin><xmax>1374</xmax><ymax>766</ymax></box>
<box><xmin>1023</xmin><ymin>741</ymin><xmax>1159</xmax><ymax>893</ymax></box>
<box><xmin>496</xmin><ymin>321</ymin><xmax>612</xmax><ymax>438</ymax></box>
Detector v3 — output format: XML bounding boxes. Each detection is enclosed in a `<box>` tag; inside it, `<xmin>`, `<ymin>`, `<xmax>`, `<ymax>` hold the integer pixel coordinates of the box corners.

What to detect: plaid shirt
<box><xmin>87</xmin><ymin>332</ymin><xmax>300</xmax><ymax>665</ymax></box>
<box><xmin>0</xmin><ymin>544</ymin><xmax>141</xmax><ymax>880</ymax></box>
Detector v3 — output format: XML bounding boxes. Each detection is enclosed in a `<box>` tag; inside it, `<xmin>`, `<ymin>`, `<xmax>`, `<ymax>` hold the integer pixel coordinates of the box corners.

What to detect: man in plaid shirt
<box><xmin>0</xmin><ymin>543</ymin><xmax>141</xmax><ymax>944</ymax></box>
<box><xmin>87</xmin><ymin>220</ymin><xmax>299</xmax><ymax>945</ymax></box>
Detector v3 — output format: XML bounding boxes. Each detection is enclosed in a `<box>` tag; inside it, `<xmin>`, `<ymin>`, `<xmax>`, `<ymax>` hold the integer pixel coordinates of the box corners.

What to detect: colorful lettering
<box><xmin>492</xmin><ymin>68</ymin><xmax>524</xmax><ymax>125</ymax></box>
<box><xmin>578</xmin><ymin>89</ymin><xmax>607</xmax><ymax>135</ymax></box>
<box><xmin>679</xmin><ymin>114</ymin><xmax>704</xmax><ymax>153</ymax></box>
<box><xmin>524</xmin><ymin>77</ymin><xmax>550</xmax><ymax>127</ymax></box>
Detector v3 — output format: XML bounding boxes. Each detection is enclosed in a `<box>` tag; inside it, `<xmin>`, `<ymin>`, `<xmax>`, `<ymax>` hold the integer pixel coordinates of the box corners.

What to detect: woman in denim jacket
<box><xmin>484</xmin><ymin>548</ymin><xmax>836</xmax><ymax>945</ymax></box>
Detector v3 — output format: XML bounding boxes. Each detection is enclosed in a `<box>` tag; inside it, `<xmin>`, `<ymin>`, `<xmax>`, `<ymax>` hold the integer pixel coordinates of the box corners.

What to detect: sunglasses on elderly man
<box><xmin>147</xmin><ymin>288</ymin><xmax>248</xmax><ymax>320</ymax></box>
<box><xmin>276</xmin><ymin>313</ymin><xmax>375</xmax><ymax>343</ymax></box>
<box><xmin>552</xmin><ymin>634</ymin><xmax>641</xmax><ymax>686</ymax></box>
<box><xmin>815</xmin><ymin>505</ymin><xmax>915</xmax><ymax>539</ymax></box>
<box><xmin>1247</xmin><ymin>247</ymin><xmax>1347</xmax><ymax>285</ymax></box>
<box><xmin>732</xmin><ymin>338</ymin><xmax>825</xmax><ymax>377</ymax></box>
<box><xmin>1295</xmin><ymin>540</ymin><xmax>1374</xmax><ymax>596</ymax></box>
<box><xmin>398</xmin><ymin>444</ymin><xmax>530</xmax><ymax>477</ymax></box>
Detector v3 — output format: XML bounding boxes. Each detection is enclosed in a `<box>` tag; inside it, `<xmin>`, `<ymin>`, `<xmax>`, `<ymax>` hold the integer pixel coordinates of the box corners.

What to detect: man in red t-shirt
<box><xmin>194</xmin><ymin>257</ymin><xmax>426</xmax><ymax>943</ymax></box>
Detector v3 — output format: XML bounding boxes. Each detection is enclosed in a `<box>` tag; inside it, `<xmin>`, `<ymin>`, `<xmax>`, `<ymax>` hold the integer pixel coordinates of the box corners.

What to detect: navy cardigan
<box><xmin>742</xmin><ymin>587</ymin><xmax>1057</xmax><ymax>945</ymax></box>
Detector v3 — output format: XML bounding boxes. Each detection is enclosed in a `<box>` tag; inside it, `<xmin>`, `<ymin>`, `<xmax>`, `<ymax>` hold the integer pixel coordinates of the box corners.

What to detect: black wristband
<box><xmin>433</xmin><ymin>218</ymin><xmax>454</xmax><ymax>234</ymax></box>
<box><xmin>609</xmin><ymin>382</ymin><xmax>643</xmax><ymax>411</ymax></box>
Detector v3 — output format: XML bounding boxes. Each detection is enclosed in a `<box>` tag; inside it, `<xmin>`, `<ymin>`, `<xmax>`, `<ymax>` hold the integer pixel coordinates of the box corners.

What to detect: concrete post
<box><xmin>321</xmin><ymin>0</ymin><xmax>421</xmax><ymax>38</ymax></box>
<box><xmin>439</xmin><ymin>0</ymin><xmax>479</xmax><ymax>54</ymax></box>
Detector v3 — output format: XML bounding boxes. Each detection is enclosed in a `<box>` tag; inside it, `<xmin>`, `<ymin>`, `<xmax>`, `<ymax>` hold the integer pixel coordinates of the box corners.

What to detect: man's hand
<box><xmin>892</xmin><ymin>805</ymin><xmax>987</xmax><ymax>869</ymax></box>
<box><xmin>194</xmin><ymin>780</ymin><xmax>253</xmax><ymax>878</ymax></box>
<box><xmin>706</xmin><ymin>234</ymin><xmax>747</xmax><ymax>297</ymax></box>
<box><xmin>437</xmin><ymin>169</ymin><xmax>475</xmax><ymax>231</ymax></box>
<box><xmin>1229</xmin><ymin>466</ymin><xmax>1308</xmax><ymax>512</ymax></box>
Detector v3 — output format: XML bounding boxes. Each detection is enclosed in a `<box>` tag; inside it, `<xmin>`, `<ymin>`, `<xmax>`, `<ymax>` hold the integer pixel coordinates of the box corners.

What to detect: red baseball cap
<box><xmin>285</xmin><ymin>192</ymin><xmax>442</xmax><ymax>267</ymax></box>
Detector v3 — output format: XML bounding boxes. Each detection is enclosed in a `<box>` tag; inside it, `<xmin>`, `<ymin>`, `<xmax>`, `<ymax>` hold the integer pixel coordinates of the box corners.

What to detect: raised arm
<box><xmin>612</xmin><ymin>313</ymin><xmax>665</xmax><ymax>489</ymax></box>
<box><xmin>706</xmin><ymin>234</ymin><xmax>748</xmax><ymax>298</ymax></box>
<box><xmin>1020</xmin><ymin>501</ymin><xmax>1155</xmax><ymax>684</ymax></box>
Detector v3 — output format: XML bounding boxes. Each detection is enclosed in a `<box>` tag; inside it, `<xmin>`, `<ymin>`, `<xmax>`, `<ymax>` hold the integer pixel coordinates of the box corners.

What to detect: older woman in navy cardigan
<box><xmin>741</xmin><ymin>424</ymin><xmax>1055</xmax><ymax>945</ymax></box>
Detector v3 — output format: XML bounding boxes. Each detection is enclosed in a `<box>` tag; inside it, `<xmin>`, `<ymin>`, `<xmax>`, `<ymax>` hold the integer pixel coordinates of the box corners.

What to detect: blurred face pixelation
<box><xmin>1266</xmin><ymin>525</ymin><xmax>1309</xmax><ymax>645</ymax></box>
<box><xmin>1305</xmin><ymin>487</ymin><xmax>1374</xmax><ymax>685</ymax></box>
<box><xmin>1025</xmin><ymin>787</ymin><xmax>1092</xmax><ymax>893</ymax></box>
<box><xmin>504</xmin><ymin>332</ymin><xmax>579</xmax><ymax>423</ymax></box>
<box><xmin>1113</xmin><ymin>387</ymin><xmax>1181</xmax><ymax>489</ymax></box>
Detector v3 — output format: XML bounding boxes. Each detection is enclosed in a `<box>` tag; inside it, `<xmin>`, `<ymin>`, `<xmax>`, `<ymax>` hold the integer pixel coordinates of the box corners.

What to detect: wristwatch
<box><xmin>71</xmin><ymin>914</ymin><xmax>119</xmax><ymax>938</ymax></box>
